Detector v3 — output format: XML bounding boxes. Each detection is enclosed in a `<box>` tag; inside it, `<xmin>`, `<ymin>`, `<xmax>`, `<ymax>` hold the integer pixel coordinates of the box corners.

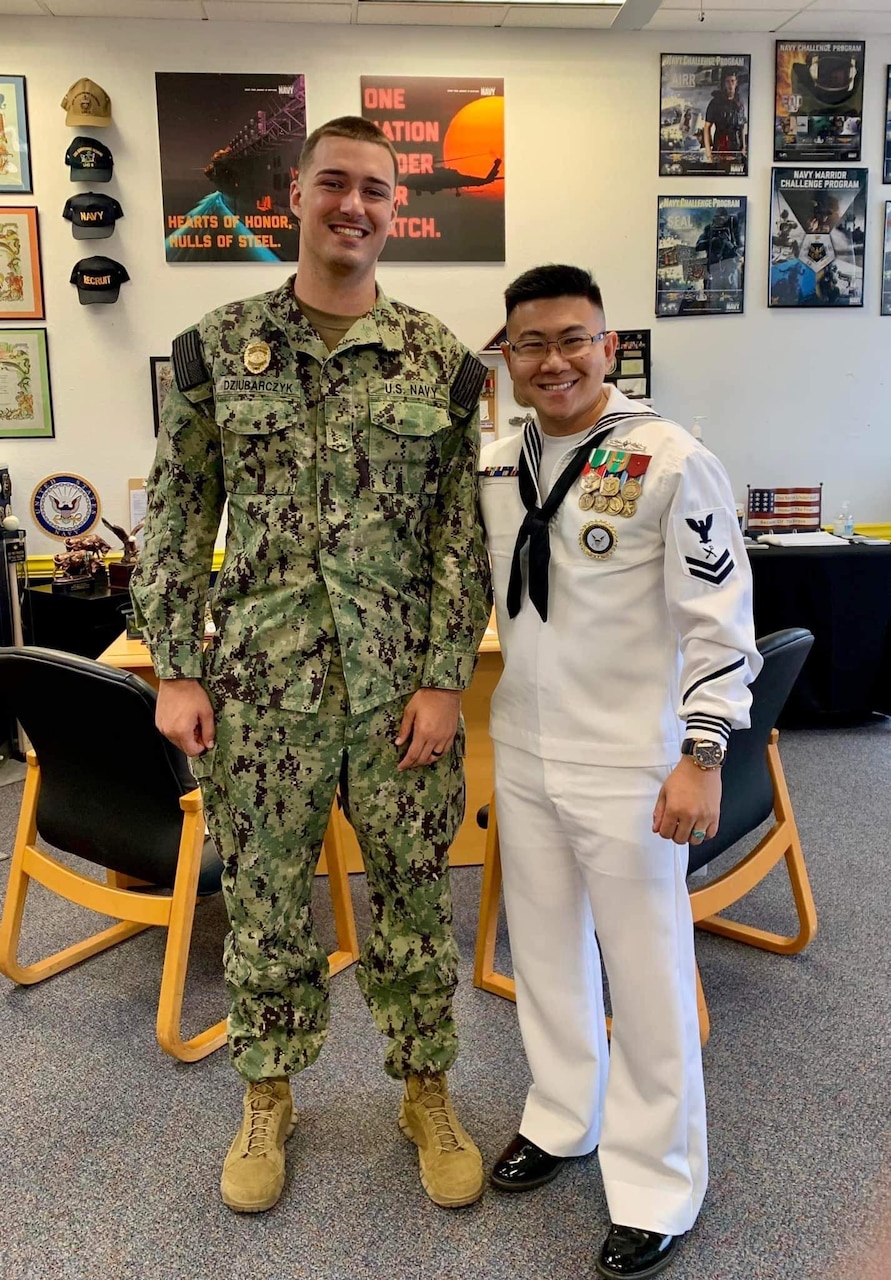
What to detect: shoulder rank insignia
<box><xmin>679</xmin><ymin>510</ymin><xmax>736</xmax><ymax>586</ymax></box>
<box><xmin>450</xmin><ymin>352</ymin><xmax>487</xmax><ymax>417</ymax></box>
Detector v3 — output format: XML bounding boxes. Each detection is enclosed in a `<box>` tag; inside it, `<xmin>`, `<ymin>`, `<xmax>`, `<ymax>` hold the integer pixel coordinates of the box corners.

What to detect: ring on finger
<box><xmin>431</xmin><ymin>748</ymin><xmax>443</xmax><ymax>758</ymax></box>
<box><xmin>691</xmin><ymin>828</ymin><xmax>707</xmax><ymax>840</ymax></box>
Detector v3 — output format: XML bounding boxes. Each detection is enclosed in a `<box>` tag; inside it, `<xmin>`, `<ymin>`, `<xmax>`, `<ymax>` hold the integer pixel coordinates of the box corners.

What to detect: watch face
<box><xmin>693</xmin><ymin>741</ymin><xmax>724</xmax><ymax>767</ymax></box>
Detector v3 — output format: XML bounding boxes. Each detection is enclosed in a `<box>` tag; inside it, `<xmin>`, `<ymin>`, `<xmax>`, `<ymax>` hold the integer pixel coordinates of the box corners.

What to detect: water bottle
<box><xmin>833</xmin><ymin>501</ymin><xmax>853</xmax><ymax>537</ymax></box>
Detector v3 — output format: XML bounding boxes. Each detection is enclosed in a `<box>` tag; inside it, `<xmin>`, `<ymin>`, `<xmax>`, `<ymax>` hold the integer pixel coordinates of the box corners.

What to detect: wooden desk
<box><xmin>99</xmin><ymin>627</ymin><xmax>502</xmax><ymax>872</ymax></box>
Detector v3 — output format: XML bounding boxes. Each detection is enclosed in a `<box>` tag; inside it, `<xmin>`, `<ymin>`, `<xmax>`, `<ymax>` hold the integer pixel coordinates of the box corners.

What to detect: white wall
<box><xmin>4</xmin><ymin>15</ymin><xmax>891</xmax><ymax>555</ymax></box>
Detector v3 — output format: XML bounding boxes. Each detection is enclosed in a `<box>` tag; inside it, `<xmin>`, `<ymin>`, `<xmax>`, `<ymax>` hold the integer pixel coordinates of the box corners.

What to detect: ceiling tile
<box><xmin>808</xmin><ymin>0</ymin><xmax>891</xmax><ymax>8</ymax></box>
<box><xmin>45</xmin><ymin>0</ymin><xmax>204</xmax><ymax>15</ymax></box>
<box><xmin>502</xmin><ymin>3</ymin><xmax>618</xmax><ymax>24</ymax></box>
<box><xmin>0</xmin><ymin>0</ymin><xmax>46</xmax><ymax>13</ymax></box>
<box><xmin>778</xmin><ymin>10</ymin><xmax>891</xmax><ymax>30</ymax></box>
<box><xmin>357</xmin><ymin>2</ymin><xmax>507</xmax><ymax>22</ymax></box>
<box><xmin>659</xmin><ymin>0</ymin><xmax>797</xmax><ymax>8</ymax></box>
<box><xmin>646</xmin><ymin>8</ymin><xmax>798</xmax><ymax>29</ymax></box>
<box><xmin>204</xmin><ymin>0</ymin><xmax>352</xmax><ymax>17</ymax></box>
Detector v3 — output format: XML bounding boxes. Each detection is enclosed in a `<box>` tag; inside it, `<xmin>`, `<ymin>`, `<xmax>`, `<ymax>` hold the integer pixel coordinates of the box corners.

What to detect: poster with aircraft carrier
<box><xmin>156</xmin><ymin>73</ymin><xmax>305</xmax><ymax>263</ymax></box>
<box><xmin>769</xmin><ymin>167</ymin><xmax>866</xmax><ymax>308</ymax></box>
<box><xmin>774</xmin><ymin>41</ymin><xmax>864</xmax><ymax>163</ymax></box>
<box><xmin>656</xmin><ymin>196</ymin><xmax>746</xmax><ymax>317</ymax></box>
<box><xmin>360</xmin><ymin>76</ymin><xmax>504</xmax><ymax>262</ymax></box>
<box><xmin>660</xmin><ymin>54</ymin><xmax>750</xmax><ymax>177</ymax></box>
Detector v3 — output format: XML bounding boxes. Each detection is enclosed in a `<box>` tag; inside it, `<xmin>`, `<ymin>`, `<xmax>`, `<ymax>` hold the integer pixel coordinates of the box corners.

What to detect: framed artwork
<box><xmin>660</xmin><ymin>54</ymin><xmax>750</xmax><ymax>177</ymax></box>
<box><xmin>774</xmin><ymin>40</ymin><xmax>864</xmax><ymax>163</ymax></box>
<box><xmin>0</xmin><ymin>207</ymin><xmax>43</xmax><ymax>319</ymax></box>
<box><xmin>768</xmin><ymin>167</ymin><xmax>866</xmax><ymax>308</ymax></box>
<box><xmin>656</xmin><ymin>195</ymin><xmax>746</xmax><ymax>317</ymax></box>
<box><xmin>150</xmin><ymin>356</ymin><xmax>174</xmax><ymax>436</ymax></box>
<box><xmin>882</xmin><ymin>203</ymin><xmax>891</xmax><ymax>317</ymax></box>
<box><xmin>0</xmin><ymin>76</ymin><xmax>32</xmax><ymax>194</ymax></box>
<box><xmin>884</xmin><ymin>67</ymin><xmax>891</xmax><ymax>185</ymax></box>
<box><xmin>0</xmin><ymin>328</ymin><xmax>54</xmax><ymax>439</ymax></box>
<box><xmin>606</xmin><ymin>331</ymin><xmax>651</xmax><ymax>400</ymax></box>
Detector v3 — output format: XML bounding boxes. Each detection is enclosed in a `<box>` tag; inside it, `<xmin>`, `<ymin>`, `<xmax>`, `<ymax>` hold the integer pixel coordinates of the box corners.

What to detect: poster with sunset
<box><xmin>360</xmin><ymin>76</ymin><xmax>505</xmax><ymax>262</ymax></box>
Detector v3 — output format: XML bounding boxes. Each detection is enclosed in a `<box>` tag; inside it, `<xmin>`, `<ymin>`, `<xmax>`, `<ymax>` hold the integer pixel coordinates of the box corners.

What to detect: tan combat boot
<box><xmin>220</xmin><ymin>1078</ymin><xmax>296</xmax><ymax>1213</ymax></box>
<box><xmin>399</xmin><ymin>1072</ymin><xmax>484</xmax><ymax>1208</ymax></box>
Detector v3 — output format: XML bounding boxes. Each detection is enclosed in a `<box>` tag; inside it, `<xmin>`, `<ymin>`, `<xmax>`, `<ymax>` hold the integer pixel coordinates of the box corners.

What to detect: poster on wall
<box><xmin>768</xmin><ymin>167</ymin><xmax>866</xmax><ymax>308</ymax></box>
<box><xmin>656</xmin><ymin>196</ymin><xmax>746</xmax><ymax>317</ymax></box>
<box><xmin>0</xmin><ymin>329</ymin><xmax>54</xmax><ymax>439</ymax></box>
<box><xmin>605</xmin><ymin>331</ymin><xmax>651</xmax><ymax>400</ymax></box>
<box><xmin>0</xmin><ymin>207</ymin><xmax>43</xmax><ymax>319</ymax></box>
<box><xmin>774</xmin><ymin>40</ymin><xmax>864</xmax><ymax>163</ymax></box>
<box><xmin>360</xmin><ymin>76</ymin><xmax>505</xmax><ymax>262</ymax></box>
<box><xmin>155</xmin><ymin>73</ymin><xmax>305</xmax><ymax>263</ymax></box>
<box><xmin>0</xmin><ymin>76</ymin><xmax>31</xmax><ymax>194</ymax></box>
<box><xmin>884</xmin><ymin>67</ymin><xmax>891</xmax><ymax>184</ymax></box>
<box><xmin>882</xmin><ymin>203</ymin><xmax>891</xmax><ymax>317</ymax></box>
<box><xmin>659</xmin><ymin>54</ymin><xmax>750</xmax><ymax>177</ymax></box>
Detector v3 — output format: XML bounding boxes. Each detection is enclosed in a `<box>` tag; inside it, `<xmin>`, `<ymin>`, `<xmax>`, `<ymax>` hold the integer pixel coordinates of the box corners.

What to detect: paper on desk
<box><xmin>755</xmin><ymin>532</ymin><xmax>847</xmax><ymax>547</ymax></box>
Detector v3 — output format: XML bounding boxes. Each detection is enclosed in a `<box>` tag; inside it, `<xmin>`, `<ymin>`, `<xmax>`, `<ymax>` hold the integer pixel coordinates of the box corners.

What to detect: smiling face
<box><xmin>290</xmin><ymin>136</ymin><xmax>398</xmax><ymax>285</ymax></box>
<box><xmin>503</xmin><ymin>295</ymin><xmax>618</xmax><ymax>437</ymax></box>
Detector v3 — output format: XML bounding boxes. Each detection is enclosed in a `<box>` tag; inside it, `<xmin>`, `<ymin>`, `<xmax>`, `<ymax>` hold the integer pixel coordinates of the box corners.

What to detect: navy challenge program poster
<box><xmin>156</xmin><ymin>73</ymin><xmax>306</xmax><ymax>263</ymax></box>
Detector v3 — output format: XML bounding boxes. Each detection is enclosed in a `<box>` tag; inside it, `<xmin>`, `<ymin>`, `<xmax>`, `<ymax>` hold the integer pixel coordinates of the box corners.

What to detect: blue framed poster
<box><xmin>0</xmin><ymin>76</ymin><xmax>32</xmax><ymax>194</ymax></box>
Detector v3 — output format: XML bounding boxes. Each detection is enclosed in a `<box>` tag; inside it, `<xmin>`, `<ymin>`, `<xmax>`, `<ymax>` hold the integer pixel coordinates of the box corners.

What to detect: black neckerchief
<box><xmin>506</xmin><ymin>411</ymin><xmax>660</xmax><ymax>622</ymax></box>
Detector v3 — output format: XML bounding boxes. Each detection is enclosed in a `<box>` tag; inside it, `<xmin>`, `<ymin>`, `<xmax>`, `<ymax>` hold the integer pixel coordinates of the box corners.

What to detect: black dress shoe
<box><xmin>595</xmin><ymin>1225</ymin><xmax>678</xmax><ymax>1278</ymax></box>
<box><xmin>490</xmin><ymin>1133</ymin><xmax>566</xmax><ymax>1191</ymax></box>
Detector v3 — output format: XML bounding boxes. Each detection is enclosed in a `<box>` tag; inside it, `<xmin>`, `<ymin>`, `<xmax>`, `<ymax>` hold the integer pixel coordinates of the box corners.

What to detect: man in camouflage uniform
<box><xmin>130</xmin><ymin>117</ymin><xmax>491</xmax><ymax>1214</ymax></box>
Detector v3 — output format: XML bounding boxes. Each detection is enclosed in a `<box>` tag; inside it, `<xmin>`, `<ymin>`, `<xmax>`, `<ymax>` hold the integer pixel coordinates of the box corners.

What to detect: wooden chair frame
<box><xmin>473</xmin><ymin>729</ymin><xmax>816</xmax><ymax>1047</ymax></box>
<box><xmin>0</xmin><ymin>752</ymin><xmax>360</xmax><ymax>1062</ymax></box>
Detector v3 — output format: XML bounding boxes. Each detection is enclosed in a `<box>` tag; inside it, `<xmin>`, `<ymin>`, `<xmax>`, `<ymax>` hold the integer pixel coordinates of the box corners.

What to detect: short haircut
<box><xmin>505</xmin><ymin>264</ymin><xmax>605</xmax><ymax>323</ymax></box>
<box><xmin>298</xmin><ymin>116</ymin><xmax>399</xmax><ymax>186</ymax></box>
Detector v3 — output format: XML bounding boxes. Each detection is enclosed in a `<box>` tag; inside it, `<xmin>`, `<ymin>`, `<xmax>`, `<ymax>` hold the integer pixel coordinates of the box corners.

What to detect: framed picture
<box><xmin>0</xmin><ymin>328</ymin><xmax>54</xmax><ymax>439</ymax></box>
<box><xmin>606</xmin><ymin>331</ymin><xmax>651</xmax><ymax>400</ymax></box>
<box><xmin>0</xmin><ymin>76</ymin><xmax>32</xmax><ymax>194</ymax></box>
<box><xmin>774</xmin><ymin>40</ymin><xmax>864</xmax><ymax>163</ymax></box>
<box><xmin>884</xmin><ymin>67</ymin><xmax>891</xmax><ymax>185</ymax></box>
<box><xmin>768</xmin><ymin>167</ymin><xmax>866</xmax><ymax>308</ymax></box>
<box><xmin>882</xmin><ymin>203</ymin><xmax>891</xmax><ymax>317</ymax></box>
<box><xmin>656</xmin><ymin>195</ymin><xmax>746</xmax><ymax>317</ymax></box>
<box><xmin>150</xmin><ymin>356</ymin><xmax>174</xmax><ymax>436</ymax></box>
<box><xmin>660</xmin><ymin>54</ymin><xmax>750</xmax><ymax>177</ymax></box>
<box><xmin>0</xmin><ymin>207</ymin><xmax>43</xmax><ymax>319</ymax></box>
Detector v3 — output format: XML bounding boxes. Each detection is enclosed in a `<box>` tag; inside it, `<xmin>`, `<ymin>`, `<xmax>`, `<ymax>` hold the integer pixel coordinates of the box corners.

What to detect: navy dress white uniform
<box><xmin>479</xmin><ymin>385</ymin><xmax>762</xmax><ymax>1236</ymax></box>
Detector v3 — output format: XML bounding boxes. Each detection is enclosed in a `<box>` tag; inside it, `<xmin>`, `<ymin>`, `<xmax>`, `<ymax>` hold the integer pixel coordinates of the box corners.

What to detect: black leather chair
<box><xmin>473</xmin><ymin>628</ymin><xmax>818</xmax><ymax>1046</ymax></box>
<box><xmin>0</xmin><ymin>646</ymin><xmax>359</xmax><ymax>1061</ymax></box>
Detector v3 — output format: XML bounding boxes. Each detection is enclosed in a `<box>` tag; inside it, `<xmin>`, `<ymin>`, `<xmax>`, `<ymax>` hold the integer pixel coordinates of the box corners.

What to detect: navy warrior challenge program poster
<box><xmin>656</xmin><ymin>196</ymin><xmax>746</xmax><ymax>317</ymax></box>
<box><xmin>156</xmin><ymin>73</ymin><xmax>306</xmax><ymax>263</ymax></box>
<box><xmin>660</xmin><ymin>54</ymin><xmax>750</xmax><ymax>177</ymax></box>
<box><xmin>360</xmin><ymin>76</ymin><xmax>505</xmax><ymax>263</ymax></box>
<box><xmin>774</xmin><ymin>41</ymin><xmax>864</xmax><ymax>163</ymax></box>
<box><xmin>769</xmin><ymin>167</ymin><xmax>866</xmax><ymax>308</ymax></box>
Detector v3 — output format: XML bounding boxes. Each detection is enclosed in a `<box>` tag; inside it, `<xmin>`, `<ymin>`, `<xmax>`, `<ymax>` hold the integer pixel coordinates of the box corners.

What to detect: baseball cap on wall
<box><xmin>65</xmin><ymin>136</ymin><xmax>114</xmax><ymax>182</ymax></box>
<box><xmin>61</xmin><ymin>79</ymin><xmax>112</xmax><ymax>127</ymax></box>
<box><xmin>70</xmin><ymin>256</ymin><xmax>130</xmax><ymax>305</ymax></box>
<box><xmin>63</xmin><ymin>193</ymin><xmax>124</xmax><ymax>240</ymax></box>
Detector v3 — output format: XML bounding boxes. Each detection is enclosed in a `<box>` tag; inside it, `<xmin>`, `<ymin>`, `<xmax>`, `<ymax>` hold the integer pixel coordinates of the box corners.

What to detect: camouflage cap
<box><xmin>61</xmin><ymin>78</ymin><xmax>112</xmax><ymax>127</ymax></box>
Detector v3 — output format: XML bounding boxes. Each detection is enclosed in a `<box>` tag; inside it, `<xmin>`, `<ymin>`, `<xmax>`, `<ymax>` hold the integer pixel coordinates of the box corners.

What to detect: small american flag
<box><xmin>746</xmin><ymin>485</ymin><xmax>823</xmax><ymax>532</ymax></box>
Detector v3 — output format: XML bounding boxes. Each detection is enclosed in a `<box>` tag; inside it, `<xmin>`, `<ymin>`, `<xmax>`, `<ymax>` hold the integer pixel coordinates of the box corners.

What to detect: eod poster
<box><xmin>360</xmin><ymin>76</ymin><xmax>504</xmax><ymax>262</ymax></box>
<box><xmin>155</xmin><ymin>73</ymin><xmax>306</xmax><ymax>263</ymax></box>
<box><xmin>660</xmin><ymin>54</ymin><xmax>750</xmax><ymax>177</ymax></box>
<box><xmin>774</xmin><ymin>41</ymin><xmax>864</xmax><ymax>163</ymax></box>
<box><xmin>769</xmin><ymin>167</ymin><xmax>866</xmax><ymax>308</ymax></box>
<box><xmin>656</xmin><ymin>196</ymin><xmax>746</xmax><ymax>317</ymax></box>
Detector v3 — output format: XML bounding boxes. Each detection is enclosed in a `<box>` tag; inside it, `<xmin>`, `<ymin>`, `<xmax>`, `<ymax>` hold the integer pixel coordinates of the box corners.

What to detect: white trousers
<box><xmin>494</xmin><ymin>741</ymin><xmax>708</xmax><ymax>1236</ymax></box>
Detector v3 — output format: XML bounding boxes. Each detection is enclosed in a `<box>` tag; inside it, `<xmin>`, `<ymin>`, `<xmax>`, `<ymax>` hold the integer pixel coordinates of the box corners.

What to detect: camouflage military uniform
<box><xmin>130</xmin><ymin>277</ymin><xmax>491</xmax><ymax>1082</ymax></box>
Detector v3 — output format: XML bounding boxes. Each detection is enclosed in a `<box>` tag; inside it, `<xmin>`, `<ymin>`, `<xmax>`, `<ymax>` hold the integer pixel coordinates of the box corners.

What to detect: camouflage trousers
<box><xmin>191</xmin><ymin>655</ymin><xmax>465</xmax><ymax>1084</ymax></box>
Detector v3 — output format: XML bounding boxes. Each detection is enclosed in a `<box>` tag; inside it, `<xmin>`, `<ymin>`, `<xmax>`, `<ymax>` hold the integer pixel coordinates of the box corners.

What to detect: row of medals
<box><xmin>579</xmin><ymin>471</ymin><xmax>641</xmax><ymax>517</ymax></box>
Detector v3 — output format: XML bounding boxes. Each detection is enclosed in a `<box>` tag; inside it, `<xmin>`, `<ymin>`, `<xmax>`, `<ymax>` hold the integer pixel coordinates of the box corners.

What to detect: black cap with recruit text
<box><xmin>63</xmin><ymin>193</ymin><xmax>123</xmax><ymax>240</ymax></box>
<box><xmin>65</xmin><ymin>136</ymin><xmax>114</xmax><ymax>182</ymax></box>
<box><xmin>69</xmin><ymin>255</ymin><xmax>130</xmax><ymax>305</ymax></box>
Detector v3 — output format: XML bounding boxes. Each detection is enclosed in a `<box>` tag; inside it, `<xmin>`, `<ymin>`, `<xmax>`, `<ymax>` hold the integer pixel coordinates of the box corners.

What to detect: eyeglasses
<box><xmin>507</xmin><ymin>332</ymin><xmax>608</xmax><ymax>362</ymax></box>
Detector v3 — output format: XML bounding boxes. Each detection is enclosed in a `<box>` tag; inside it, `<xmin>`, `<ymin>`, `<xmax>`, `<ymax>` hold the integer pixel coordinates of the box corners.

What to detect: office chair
<box><xmin>0</xmin><ymin>647</ymin><xmax>359</xmax><ymax>1062</ymax></box>
<box><xmin>473</xmin><ymin>628</ymin><xmax>818</xmax><ymax>1046</ymax></box>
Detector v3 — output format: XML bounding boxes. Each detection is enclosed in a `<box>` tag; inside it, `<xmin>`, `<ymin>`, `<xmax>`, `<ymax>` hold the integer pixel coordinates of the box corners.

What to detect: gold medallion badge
<box><xmin>579</xmin><ymin>520</ymin><xmax>617</xmax><ymax>560</ymax></box>
<box><xmin>244</xmin><ymin>341</ymin><xmax>272</xmax><ymax>374</ymax></box>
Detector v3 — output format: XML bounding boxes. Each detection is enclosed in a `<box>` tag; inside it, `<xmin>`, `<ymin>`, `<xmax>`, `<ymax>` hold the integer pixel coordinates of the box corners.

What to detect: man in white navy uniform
<box><xmin>479</xmin><ymin>265</ymin><xmax>761</xmax><ymax>1279</ymax></box>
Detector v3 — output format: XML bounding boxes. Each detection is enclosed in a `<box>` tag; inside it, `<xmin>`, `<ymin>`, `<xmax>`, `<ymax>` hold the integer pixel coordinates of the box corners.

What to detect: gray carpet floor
<box><xmin>0</xmin><ymin>723</ymin><xmax>889</xmax><ymax>1280</ymax></box>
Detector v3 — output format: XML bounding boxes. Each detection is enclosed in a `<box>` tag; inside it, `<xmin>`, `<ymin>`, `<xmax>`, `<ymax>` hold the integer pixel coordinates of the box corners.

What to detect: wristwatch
<box><xmin>680</xmin><ymin>738</ymin><xmax>726</xmax><ymax>770</ymax></box>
